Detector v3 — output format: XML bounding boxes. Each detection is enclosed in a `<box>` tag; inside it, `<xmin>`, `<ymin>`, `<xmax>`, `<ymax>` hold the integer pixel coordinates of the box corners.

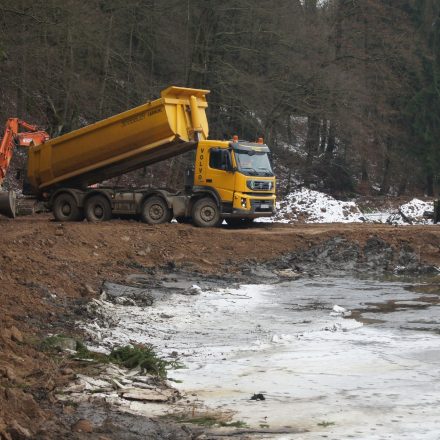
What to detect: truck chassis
<box><xmin>49</xmin><ymin>187</ymin><xmax>275</xmax><ymax>227</ymax></box>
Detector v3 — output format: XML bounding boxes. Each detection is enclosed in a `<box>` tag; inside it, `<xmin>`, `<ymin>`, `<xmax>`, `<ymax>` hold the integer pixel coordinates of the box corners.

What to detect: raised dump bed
<box><xmin>27</xmin><ymin>87</ymin><xmax>209</xmax><ymax>193</ymax></box>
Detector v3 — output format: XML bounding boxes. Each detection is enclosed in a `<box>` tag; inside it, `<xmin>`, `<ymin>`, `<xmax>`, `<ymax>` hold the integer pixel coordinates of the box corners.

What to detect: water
<box><xmin>84</xmin><ymin>276</ymin><xmax>440</xmax><ymax>439</ymax></box>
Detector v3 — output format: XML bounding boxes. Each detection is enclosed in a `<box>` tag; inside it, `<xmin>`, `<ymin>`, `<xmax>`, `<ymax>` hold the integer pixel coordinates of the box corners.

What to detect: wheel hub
<box><xmin>150</xmin><ymin>204</ymin><xmax>164</xmax><ymax>220</ymax></box>
<box><xmin>61</xmin><ymin>203</ymin><xmax>71</xmax><ymax>215</ymax></box>
<box><xmin>94</xmin><ymin>205</ymin><xmax>104</xmax><ymax>218</ymax></box>
<box><xmin>200</xmin><ymin>206</ymin><xmax>215</xmax><ymax>222</ymax></box>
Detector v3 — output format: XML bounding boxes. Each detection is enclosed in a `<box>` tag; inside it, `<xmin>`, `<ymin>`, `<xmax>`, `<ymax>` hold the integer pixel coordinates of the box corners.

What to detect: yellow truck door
<box><xmin>203</xmin><ymin>146</ymin><xmax>235</xmax><ymax>204</ymax></box>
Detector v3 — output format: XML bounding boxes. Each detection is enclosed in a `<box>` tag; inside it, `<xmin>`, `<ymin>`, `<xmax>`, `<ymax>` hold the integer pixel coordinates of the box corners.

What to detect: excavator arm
<box><xmin>0</xmin><ymin>118</ymin><xmax>49</xmax><ymax>218</ymax></box>
<box><xmin>0</xmin><ymin>118</ymin><xmax>49</xmax><ymax>183</ymax></box>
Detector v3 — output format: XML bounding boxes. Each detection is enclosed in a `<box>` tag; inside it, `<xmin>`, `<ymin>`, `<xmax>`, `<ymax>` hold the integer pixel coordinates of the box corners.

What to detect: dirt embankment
<box><xmin>1</xmin><ymin>216</ymin><xmax>440</xmax><ymax>439</ymax></box>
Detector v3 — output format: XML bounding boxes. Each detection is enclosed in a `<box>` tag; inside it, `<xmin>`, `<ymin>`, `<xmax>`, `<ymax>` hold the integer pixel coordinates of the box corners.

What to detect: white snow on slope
<box><xmin>386</xmin><ymin>198</ymin><xmax>434</xmax><ymax>225</ymax></box>
<box><xmin>264</xmin><ymin>187</ymin><xmax>365</xmax><ymax>223</ymax></box>
<box><xmin>258</xmin><ymin>188</ymin><xmax>435</xmax><ymax>225</ymax></box>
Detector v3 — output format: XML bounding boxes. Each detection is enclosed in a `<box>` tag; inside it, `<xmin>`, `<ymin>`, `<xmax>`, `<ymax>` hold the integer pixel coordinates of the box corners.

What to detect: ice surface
<box><xmin>82</xmin><ymin>276</ymin><xmax>440</xmax><ymax>439</ymax></box>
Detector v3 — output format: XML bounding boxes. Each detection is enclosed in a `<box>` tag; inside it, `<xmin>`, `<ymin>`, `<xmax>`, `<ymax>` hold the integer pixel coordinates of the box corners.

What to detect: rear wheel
<box><xmin>53</xmin><ymin>193</ymin><xmax>82</xmax><ymax>222</ymax></box>
<box><xmin>141</xmin><ymin>196</ymin><xmax>172</xmax><ymax>224</ymax></box>
<box><xmin>85</xmin><ymin>195</ymin><xmax>112</xmax><ymax>222</ymax></box>
<box><xmin>192</xmin><ymin>197</ymin><xmax>221</xmax><ymax>227</ymax></box>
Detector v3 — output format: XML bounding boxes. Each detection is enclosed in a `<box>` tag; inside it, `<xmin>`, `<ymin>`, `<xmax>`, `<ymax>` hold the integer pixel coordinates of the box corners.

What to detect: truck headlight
<box><xmin>241</xmin><ymin>197</ymin><xmax>247</xmax><ymax>208</ymax></box>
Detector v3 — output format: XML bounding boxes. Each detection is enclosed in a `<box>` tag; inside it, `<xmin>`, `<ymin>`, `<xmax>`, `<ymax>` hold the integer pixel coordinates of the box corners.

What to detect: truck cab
<box><xmin>194</xmin><ymin>138</ymin><xmax>276</xmax><ymax>223</ymax></box>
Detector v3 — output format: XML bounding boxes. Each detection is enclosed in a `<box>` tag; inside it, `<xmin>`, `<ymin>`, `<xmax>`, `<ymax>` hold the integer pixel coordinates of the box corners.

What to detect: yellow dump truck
<box><xmin>24</xmin><ymin>86</ymin><xmax>276</xmax><ymax>226</ymax></box>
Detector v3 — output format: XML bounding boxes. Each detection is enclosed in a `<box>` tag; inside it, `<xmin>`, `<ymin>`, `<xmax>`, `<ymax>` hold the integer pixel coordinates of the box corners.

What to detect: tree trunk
<box><xmin>426</xmin><ymin>172</ymin><xmax>434</xmax><ymax>196</ymax></box>
<box><xmin>379</xmin><ymin>156</ymin><xmax>391</xmax><ymax>195</ymax></box>
<box><xmin>98</xmin><ymin>14</ymin><xmax>113</xmax><ymax>118</ymax></box>
<box><xmin>325</xmin><ymin>120</ymin><xmax>336</xmax><ymax>157</ymax></box>
<box><xmin>320</xmin><ymin>119</ymin><xmax>327</xmax><ymax>152</ymax></box>
<box><xmin>305</xmin><ymin>115</ymin><xmax>320</xmax><ymax>163</ymax></box>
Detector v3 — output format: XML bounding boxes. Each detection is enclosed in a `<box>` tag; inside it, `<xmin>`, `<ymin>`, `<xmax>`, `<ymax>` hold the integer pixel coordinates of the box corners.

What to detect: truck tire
<box><xmin>141</xmin><ymin>196</ymin><xmax>172</xmax><ymax>224</ymax></box>
<box><xmin>192</xmin><ymin>197</ymin><xmax>221</xmax><ymax>227</ymax></box>
<box><xmin>53</xmin><ymin>193</ymin><xmax>83</xmax><ymax>222</ymax></box>
<box><xmin>85</xmin><ymin>195</ymin><xmax>112</xmax><ymax>222</ymax></box>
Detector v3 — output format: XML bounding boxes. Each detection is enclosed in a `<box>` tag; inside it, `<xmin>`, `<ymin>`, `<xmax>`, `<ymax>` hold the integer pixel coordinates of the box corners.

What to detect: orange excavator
<box><xmin>0</xmin><ymin>118</ymin><xmax>49</xmax><ymax>217</ymax></box>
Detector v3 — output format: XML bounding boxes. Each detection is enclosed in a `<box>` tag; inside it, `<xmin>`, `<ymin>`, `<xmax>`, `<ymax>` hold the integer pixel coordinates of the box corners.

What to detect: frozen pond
<box><xmin>84</xmin><ymin>276</ymin><xmax>440</xmax><ymax>439</ymax></box>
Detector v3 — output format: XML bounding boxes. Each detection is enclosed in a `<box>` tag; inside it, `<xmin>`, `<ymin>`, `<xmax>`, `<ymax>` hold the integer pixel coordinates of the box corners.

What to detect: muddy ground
<box><xmin>1</xmin><ymin>215</ymin><xmax>440</xmax><ymax>439</ymax></box>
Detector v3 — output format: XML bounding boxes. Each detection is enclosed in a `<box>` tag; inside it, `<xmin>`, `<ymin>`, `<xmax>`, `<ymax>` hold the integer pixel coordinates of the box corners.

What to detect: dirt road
<box><xmin>0</xmin><ymin>216</ymin><xmax>439</xmax><ymax>438</ymax></box>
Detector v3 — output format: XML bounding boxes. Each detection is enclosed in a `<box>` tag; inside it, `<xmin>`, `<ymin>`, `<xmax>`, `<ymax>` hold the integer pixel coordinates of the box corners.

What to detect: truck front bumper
<box><xmin>224</xmin><ymin>194</ymin><xmax>276</xmax><ymax>218</ymax></box>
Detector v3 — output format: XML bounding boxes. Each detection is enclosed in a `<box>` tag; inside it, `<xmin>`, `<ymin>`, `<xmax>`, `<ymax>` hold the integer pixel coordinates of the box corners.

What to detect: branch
<box><xmin>0</xmin><ymin>7</ymin><xmax>46</xmax><ymax>23</ymax></box>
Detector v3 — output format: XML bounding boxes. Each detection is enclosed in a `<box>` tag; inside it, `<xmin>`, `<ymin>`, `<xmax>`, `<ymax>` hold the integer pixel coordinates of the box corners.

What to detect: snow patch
<box><xmin>262</xmin><ymin>188</ymin><xmax>365</xmax><ymax>223</ymax></box>
<box><xmin>386</xmin><ymin>198</ymin><xmax>434</xmax><ymax>225</ymax></box>
<box><xmin>258</xmin><ymin>189</ymin><xmax>435</xmax><ymax>226</ymax></box>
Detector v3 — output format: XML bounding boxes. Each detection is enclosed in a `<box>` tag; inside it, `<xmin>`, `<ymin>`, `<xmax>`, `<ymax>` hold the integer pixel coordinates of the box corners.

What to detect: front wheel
<box><xmin>192</xmin><ymin>197</ymin><xmax>221</xmax><ymax>227</ymax></box>
<box><xmin>141</xmin><ymin>196</ymin><xmax>172</xmax><ymax>224</ymax></box>
<box><xmin>85</xmin><ymin>195</ymin><xmax>112</xmax><ymax>222</ymax></box>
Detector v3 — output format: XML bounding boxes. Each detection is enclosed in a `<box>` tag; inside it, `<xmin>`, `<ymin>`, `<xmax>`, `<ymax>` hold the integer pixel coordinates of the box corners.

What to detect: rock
<box><xmin>330</xmin><ymin>304</ymin><xmax>351</xmax><ymax>317</ymax></box>
<box><xmin>114</xmin><ymin>296</ymin><xmax>137</xmax><ymax>306</ymax></box>
<box><xmin>71</xmin><ymin>419</ymin><xmax>93</xmax><ymax>433</ymax></box>
<box><xmin>63</xmin><ymin>405</ymin><xmax>76</xmax><ymax>415</ymax></box>
<box><xmin>250</xmin><ymin>393</ymin><xmax>265</xmax><ymax>401</ymax></box>
<box><xmin>274</xmin><ymin>268</ymin><xmax>301</xmax><ymax>279</ymax></box>
<box><xmin>102</xmin><ymin>281</ymin><xmax>155</xmax><ymax>306</ymax></box>
<box><xmin>120</xmin><ymin>388</ymin><xmax>174</xmax><ymax>402</ymax></box>
<box><xmin>183</xmin><ymin>284</ymin><xmax>202</xmax><ymax>295</ymax></box>
<box><xmin>1</xmin><ymin>328</ymin><xmax>12</xmax><ymax>340</ymax></box>
<box><xmin>55</xmin><ymin>228</ymin><xmax>64</xmax><ymax>237</ymax></box>
<box><xmin>0</xmin><ymin>430</ymin><xmax>12</xmax><ymax>440</ymax></box>
<box><xmin>83</xmin><ymin>284</ymin><xmax>96</xmax><ymax>296</ymax></box>
<box><xmin>10</xmin><ymin>326</ymin><xmax>23</xmax><ymax>343</ymax></box>
<box><xmin>60</xmin><ymin>368</ymin><xmax>74</xmax><ymax>376</ymax></box>
<box><xmin>8</xmin><ymin>421</ymin><xmax>32</xmax><ymax>439</ymax></box>
<box><xmin>5</xmin><ymin>367</ymin><xmax>16</xmax><ymax>382</ymax></box>
<box><xmin>53</xmin><ymin>337</ymin><xmax>77</xmax><ymax>352</ymax></box>
<box><xmin>332</xmin><ymin>305</ymin><xmax>346</xmax><ymax>313</ymax></box>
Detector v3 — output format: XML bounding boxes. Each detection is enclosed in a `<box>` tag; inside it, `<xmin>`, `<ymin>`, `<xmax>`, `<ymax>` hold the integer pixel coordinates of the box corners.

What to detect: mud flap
<box><xmin>0</xmin><ymin>191</ymin><xmax>16</xmax><ymax>218</ymax></box>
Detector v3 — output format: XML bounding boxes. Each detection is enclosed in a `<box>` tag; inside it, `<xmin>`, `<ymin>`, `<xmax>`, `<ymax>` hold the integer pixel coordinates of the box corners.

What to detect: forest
<box><xmin>0</xmin><ymin>0</ymin><xmax>439</xmax><ymax>196</ymax></box>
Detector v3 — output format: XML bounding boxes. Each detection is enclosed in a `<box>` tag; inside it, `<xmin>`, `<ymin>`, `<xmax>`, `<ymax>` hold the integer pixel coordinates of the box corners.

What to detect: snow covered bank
<box><xmin>258</xmin><ymin>188</ymin><xmax>435</xmax><ymax>225</ymax></box>
<box><xmin>259</xmin><ymin>187</ymin><xmax>365</xmax><ymax>223</ymax></box>
<box><xmin>386</xmin><ymin>198</ymin><xmax>434</xmax><ymax>225</ymax></box>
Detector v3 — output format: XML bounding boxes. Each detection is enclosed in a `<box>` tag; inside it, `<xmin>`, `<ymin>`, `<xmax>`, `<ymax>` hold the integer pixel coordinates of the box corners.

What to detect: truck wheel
<box><xmin>53</xmin><ymin>193</ymin><xmax>82</xmax><ymax>222</ymax></box>
<box><xmin>141</xmin><ymin>196</ymin><xmax>172</xmax><ymax>224</ymax></box>
<box><xmin>192</xmin><ymin>197</ymin><xmax>221</xmax><ymax>227</ymax></box>
<box><xmin>85</xmin><ymin>195</ymin><xmax>112</xmax><ymax>222</ymax></box>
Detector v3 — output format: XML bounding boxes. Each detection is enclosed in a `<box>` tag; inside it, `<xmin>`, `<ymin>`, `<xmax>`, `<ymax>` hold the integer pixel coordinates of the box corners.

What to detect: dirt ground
<box><xmin>1</xmin><ymin>215</ymin><xmax>440</xmax><ymax>439</ymax></box>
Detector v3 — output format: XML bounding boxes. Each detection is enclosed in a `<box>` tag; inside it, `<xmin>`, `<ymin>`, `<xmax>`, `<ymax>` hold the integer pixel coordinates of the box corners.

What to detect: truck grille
<box><xmin>247</xmin><ymin>180</ymin><xmax>273</xmax><ymax>191</ymax></box>
<box><xmin>253</xmin><ymin>181</ymin><xmax>272</xmax><ymax>190</ymax></box>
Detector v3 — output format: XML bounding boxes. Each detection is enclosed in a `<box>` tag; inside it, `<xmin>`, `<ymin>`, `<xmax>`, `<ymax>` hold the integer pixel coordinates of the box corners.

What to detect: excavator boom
<box><xmin>0</xmin><ymin>118</ymin><xmax>49</xmax><ymax>182</ymax></box>
<box><xmin>0</xmin><ymin>118</ymin><xmax>49</xmax><ymax>217</ymax></box>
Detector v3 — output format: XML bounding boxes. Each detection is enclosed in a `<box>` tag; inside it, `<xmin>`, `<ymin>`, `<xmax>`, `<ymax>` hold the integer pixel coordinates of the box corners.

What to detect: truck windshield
<box><xmin>234</xmin><ymin>150</ymin><xmax>273</xmax><ymax>177</ymax></box>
